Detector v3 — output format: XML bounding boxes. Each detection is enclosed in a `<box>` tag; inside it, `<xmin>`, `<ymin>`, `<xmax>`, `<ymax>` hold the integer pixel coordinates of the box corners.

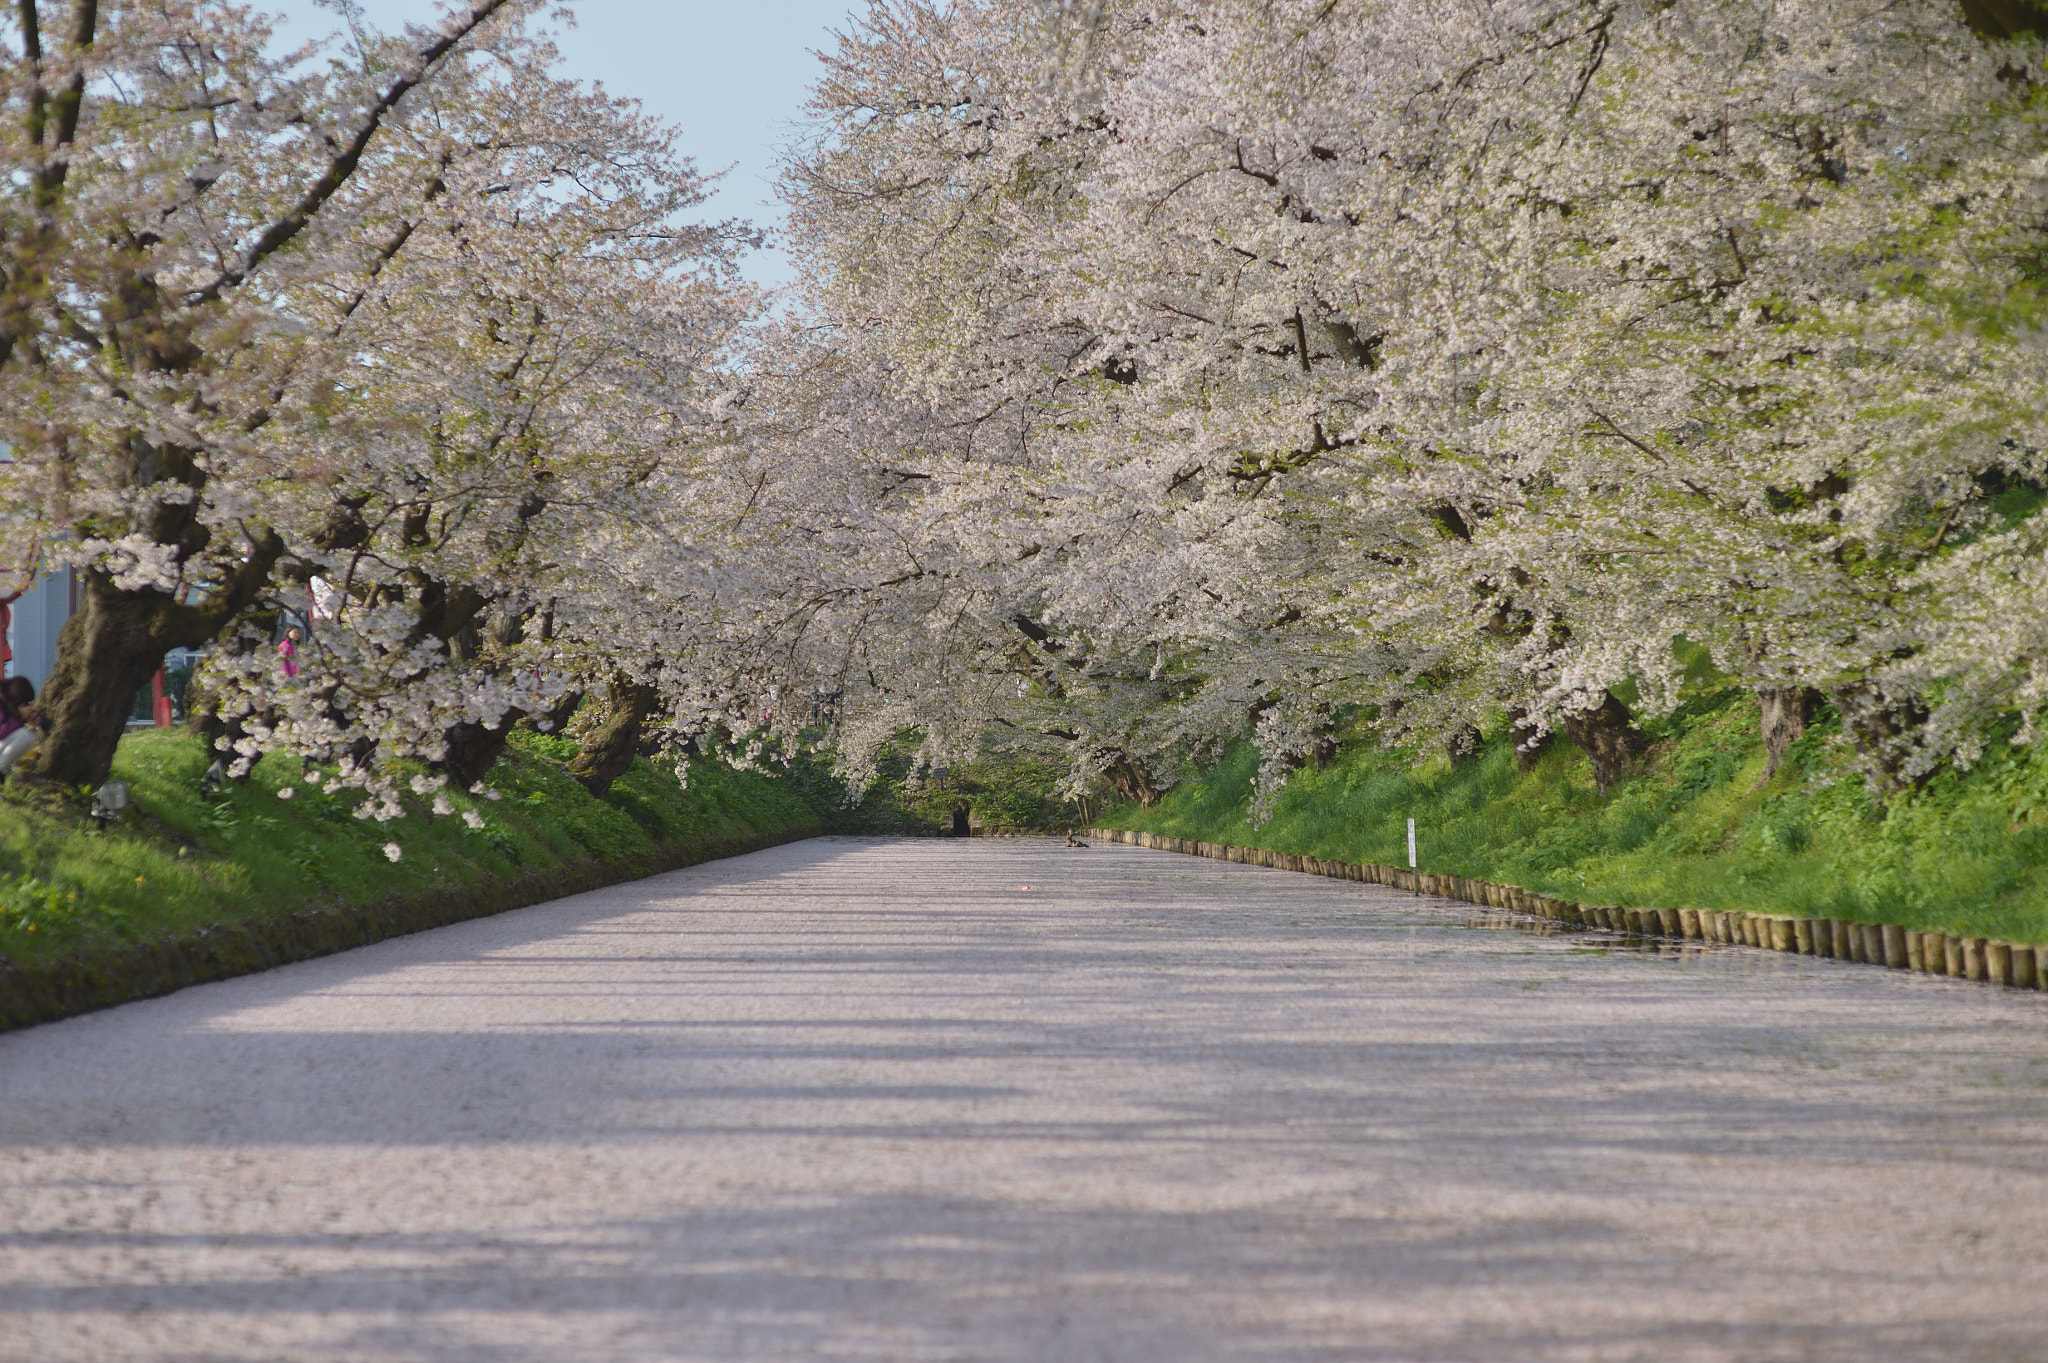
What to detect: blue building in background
<box><xmin>2</xmin><ymin>569</ymin><xmax>75</xmax><ymax>690</ymax></box>
<box><xmin>3</xmin><ymin>570</ymin><xmax>190</xmax><ymax>727</ymax></box>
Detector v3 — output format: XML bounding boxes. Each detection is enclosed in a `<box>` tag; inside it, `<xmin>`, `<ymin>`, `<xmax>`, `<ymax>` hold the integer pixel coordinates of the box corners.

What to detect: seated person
<box><xmin>0</xmin><ymin>676</ymin><xmax>40</xmax><ymax>739</ymax></box>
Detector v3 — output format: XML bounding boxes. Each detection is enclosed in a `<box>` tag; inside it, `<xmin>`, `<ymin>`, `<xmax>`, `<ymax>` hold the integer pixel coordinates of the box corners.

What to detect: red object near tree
<box><xmin>152</xmin><ymin>670</ymin><xmax>172</xmax><ymax>728</ymax></box>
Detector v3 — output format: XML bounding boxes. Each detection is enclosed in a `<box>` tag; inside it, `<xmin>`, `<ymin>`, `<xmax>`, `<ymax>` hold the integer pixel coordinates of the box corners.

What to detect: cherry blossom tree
<box><xmin>171</xmin><ymin>17</ymin><xmax>765</xmax><ymax>816</ymax></box>
<box><xmin>0</xmin><ymin>0</ymin><xmax>547</xmax><ymax>789</ymax></box>
<box><xmin>14</xmin><ymin>0</ymin><xmax>2044</xmax><ymax>831</ymax></box>
<box><xmin>771</xmin><ymin>0</ymin><xmax>2048</xmax><ymax>808</ymax></box>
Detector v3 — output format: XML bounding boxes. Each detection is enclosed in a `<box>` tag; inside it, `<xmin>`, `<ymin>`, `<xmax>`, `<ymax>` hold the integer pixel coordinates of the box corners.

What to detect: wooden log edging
<box><xmin>1087</xmin><ymin>829</ymin><xmax>2048</xmax><ymax>993</ymax></box>
<box><xmin>0</xmin><ymin>823</ymin><xmax>829</xmax><ymax>1033</ymax></box>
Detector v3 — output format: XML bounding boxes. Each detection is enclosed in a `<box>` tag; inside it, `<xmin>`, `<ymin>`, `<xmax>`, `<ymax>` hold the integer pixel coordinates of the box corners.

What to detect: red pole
<box><xmin>152</xmin><ymin>668</ymin><xmax>172</xmax><ymax>727</ymax></box>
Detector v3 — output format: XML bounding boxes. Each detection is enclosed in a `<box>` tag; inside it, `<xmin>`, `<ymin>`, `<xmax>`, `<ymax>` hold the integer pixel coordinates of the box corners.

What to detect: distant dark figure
<box><xmin>951</xmin><ymin>802</ymin><xmax>970</xmax><ymax>837</ymax></box>
<box><xmin>1066</xmin><ymin>832</ymin><xmax>1089</xmax><ymax>848</ymax></box>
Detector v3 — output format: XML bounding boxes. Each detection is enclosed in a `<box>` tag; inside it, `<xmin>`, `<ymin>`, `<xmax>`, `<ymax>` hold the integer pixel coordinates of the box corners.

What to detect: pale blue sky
<box><xmin>269</xmin><ymin>0</ymin><xmax>861</xmax><ymax>288</ymax></box>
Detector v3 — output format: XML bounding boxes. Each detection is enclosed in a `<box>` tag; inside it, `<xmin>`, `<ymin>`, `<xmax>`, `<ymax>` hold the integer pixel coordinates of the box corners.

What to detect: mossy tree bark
<box><xmin>1755</xmin><ymin>687</ymin><xmax>1821</xmax><ymax>786</ymax></box>
<box><xmin>1099</xmin><ymin>749</ymin><xmax>1162</xmax><ymax>806</ymax></box>
<box><xmin>566</xmin><ymin>679</ymin><xmax>661</xmax><ymax>796</ymax></box>
<box><xmin>1560</xmin><ymin>691</ymin><xmax>1646</xmax><ymax>794</ymax></box>
<box><xmin>1960</xmin><ymin>0</ymin><xmax>2047</xmax><ymax>39</ymax></box>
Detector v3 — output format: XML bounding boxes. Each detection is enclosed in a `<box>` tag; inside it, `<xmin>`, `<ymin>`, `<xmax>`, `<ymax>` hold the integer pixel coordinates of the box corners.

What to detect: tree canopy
<box><xmin>7</xmin><ymin>0</ymin><xmax>2048</xmax><ymax>838</ymax></box>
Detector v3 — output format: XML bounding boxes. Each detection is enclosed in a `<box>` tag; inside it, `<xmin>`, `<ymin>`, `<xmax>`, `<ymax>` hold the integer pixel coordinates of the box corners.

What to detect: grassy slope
<box><xmin>1097</xmin><ymin>690</ymin><xmax>2048</xmax><ymax>945</ymax></box>
<box><xmin>0</xmin><ymin>729</ymin><xmax>837</xmax><ymax>969</ymax></box>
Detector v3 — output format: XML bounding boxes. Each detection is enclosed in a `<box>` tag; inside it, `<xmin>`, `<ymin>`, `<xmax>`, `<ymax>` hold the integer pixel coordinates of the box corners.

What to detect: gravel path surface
<box><xmin>3</xmin><ymin>836</ymin><xmax>2047</xmax><ymax>1362</ymax></box>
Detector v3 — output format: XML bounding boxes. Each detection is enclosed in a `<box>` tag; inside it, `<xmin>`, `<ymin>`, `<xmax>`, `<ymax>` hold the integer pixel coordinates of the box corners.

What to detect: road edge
<box><xmin>0</xmin><ymin>825</ymin><xmax>826</xmax><ymax>1032</ymax></box>
<box><xmin>1089</xmin><ymin>828</ymin><xmax>2048</xmax><ymax>992</ymax></box>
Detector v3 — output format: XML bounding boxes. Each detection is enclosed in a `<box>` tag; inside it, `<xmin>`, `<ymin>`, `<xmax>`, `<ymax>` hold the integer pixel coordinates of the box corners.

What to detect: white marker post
<box><xmin>1407</xmin><ymin>817</ymin><xmax>1417</xmax><ymax>895</ymax></box>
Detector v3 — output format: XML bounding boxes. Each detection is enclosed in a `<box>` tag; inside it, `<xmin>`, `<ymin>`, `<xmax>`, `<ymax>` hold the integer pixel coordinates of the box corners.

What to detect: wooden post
<box><xmin>1882</xmin><ymin>924</ymin><xmax>1908</xmax><ymax>969</ymax></box>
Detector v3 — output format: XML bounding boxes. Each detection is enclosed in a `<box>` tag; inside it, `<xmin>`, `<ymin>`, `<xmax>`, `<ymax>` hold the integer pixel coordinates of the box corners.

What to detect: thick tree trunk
<box><xmin>1755</xmin><ymin>687</ymin><xmax>1821</xmax><ymax>787</ymax></box>
<box><xmin>441</xmin><ymin>713</ymin><xmax>523</xmax><ymax>791</ymax></box>
<box><xmin>1826</xmin><ymin>683</ymin><xmax>1929</xmax><ymax>797</ymax></box>
<box><xmin>566</xmin><ymin>680</ymin><xmax>660</xmax><ymax>796</ymax></box>
<box><xmin>1099</xmin><ymin>750</ymin><xmax>1162</xmax><ymax>806</ymax></box>
<box><xmin>1510</xmin><ymin>710</ymin><xmax>1553</xmax><ymax>774</ymax></box>
<box><xmin>1445</xmin><ymin>722</ymin><xmax>1481</xmax><ymax>769</ymax></box>
<box><xmin>186</xmin><ymin>680</ymin><xmax>262</xmax><ymax>786</ymax></box>
<box><xmin>25</xmin><ymin>541</ymin><xmax>280</xmax><ymax>790</ymax></box>
<box><xmin>531</xmin><ymin>690</ymin><xmax>582</xmax><ymax>736</ymax></box>
<box><xmin>1561</xmin><ymin>691</ymin><xmax>1647</xmax><ymax>795</ymax></box>
<box><xmin>183</xmin><ymin>606</ymin><xmax>283</xmax><ymax>785</ymax></box>
<box><xmin>27</xmin><ymin>590</ymin><xmax>171</xmax><ymax>790</ymax></box>
<box><xmin>26</xmin><ymin>532</ymin><xmax>282</xmax><ymax>791</ymax></box>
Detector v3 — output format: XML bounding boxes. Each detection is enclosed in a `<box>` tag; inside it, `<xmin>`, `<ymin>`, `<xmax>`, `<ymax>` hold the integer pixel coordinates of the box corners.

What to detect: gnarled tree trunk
<box><xmin>1561</xmin><ymin>691</ymin><xmax>1646</xmax><ymax>795</ymax></box>
<box><xmin>184</xmin><ymin>606</ymin><xmax>283</xmax><ymax>785</ymax></box>
<box><xmin>1509</xmin><ymin>710</ymin><xmax>1553</xmax><ymax>774</ymax></box>
<box><xmin>532</xmin><ymin>690</ymin><xmax>583</xmax><ymax>736</ymax></box>
<box><xmin>1755</xmin><ymin>687</ymin><xmax>1821</xmax><ymax>787</ymax></box>
<box><xmin>1827</xmin><ymin>683</ymin><xmax>1930</xmax><ymax>798</ymax></box>
<box><xmin>442</xmin><ymin>714</ymin><xmax>523</xmax><ymax>791</ymax></box>
<box><xmin>1099</xmin><ymin>749</ymin><xmax>1162</xmax><ymax>806</ymax></box>
<box><xmin>1445</xmin><ymin>721</ymin><xmax>1482</xmax><ymax>769</ymax></box>
<box><xmin>566</xmin><ymin>679</ymin><xmax>661</xmax><ymax>796</ymax></box>
<box><xmin>433</xmin><ymin>598</ymin><xmax>536</xmax><ymax>790</ymax></box>
<box><xmin>26</xmin><ymin>537</ymin><xmax>281</xmax><ymax>790</ymax></box>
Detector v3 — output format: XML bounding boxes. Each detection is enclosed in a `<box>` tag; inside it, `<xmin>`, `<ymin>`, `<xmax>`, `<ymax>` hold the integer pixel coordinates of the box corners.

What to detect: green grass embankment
<box><xmin>1097</xmin><ymin>691</ymin><xmax>2048</xmax><ymax>945</ymax></box>
<box><xmin>0</xmin><ymin>728</ymin><xmax>841</xmax><ymax>976</ymax></box>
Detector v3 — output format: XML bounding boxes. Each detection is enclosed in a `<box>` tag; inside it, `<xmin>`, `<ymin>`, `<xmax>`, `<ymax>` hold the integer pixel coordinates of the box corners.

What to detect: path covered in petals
<box><xmin>3</xmin><ymin>836</ymin><xmax>2046</xmax><ymax>1362</ymax></box>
